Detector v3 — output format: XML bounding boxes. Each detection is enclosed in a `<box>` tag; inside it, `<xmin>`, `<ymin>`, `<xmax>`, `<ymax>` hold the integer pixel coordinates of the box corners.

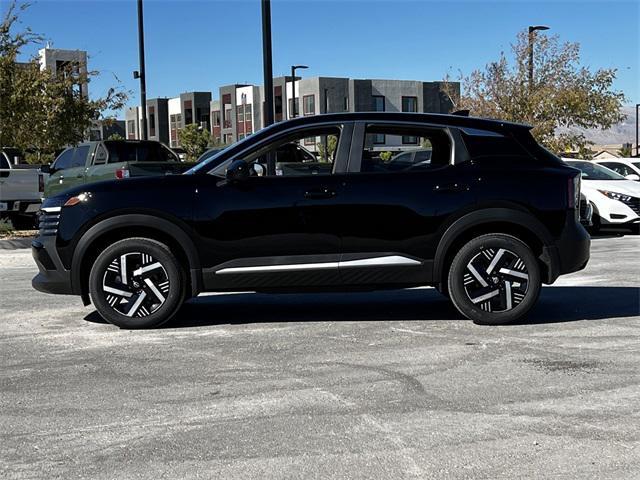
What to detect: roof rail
<box><xmin>452</xmin><ymin>109</ymin><xmax>470</xmax><ymax>117</ymax></box>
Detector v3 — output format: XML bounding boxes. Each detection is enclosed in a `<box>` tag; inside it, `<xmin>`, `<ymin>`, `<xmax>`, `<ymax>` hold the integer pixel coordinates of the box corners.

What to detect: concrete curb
<box><xmin>0</xmin><ymin>237</ymin><xmax>33</xmax><ymax>250</ymax></box>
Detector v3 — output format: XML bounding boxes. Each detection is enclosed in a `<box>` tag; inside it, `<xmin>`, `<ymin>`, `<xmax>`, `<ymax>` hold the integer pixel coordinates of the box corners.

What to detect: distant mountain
<box><xmin>564</xmin><ymin>105</ymin><xmax>637</xmax><ymax>145</ymax></box>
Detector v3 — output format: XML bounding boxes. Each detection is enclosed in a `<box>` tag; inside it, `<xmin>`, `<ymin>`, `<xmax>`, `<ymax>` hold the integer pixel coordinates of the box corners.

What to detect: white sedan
<box><xmin>564</xmin><ymin>159</ymin><xmax>640</xmax><ymax>233</ymax></box>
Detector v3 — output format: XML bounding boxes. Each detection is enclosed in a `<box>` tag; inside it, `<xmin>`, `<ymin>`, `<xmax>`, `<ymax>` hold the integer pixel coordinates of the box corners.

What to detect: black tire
<box><xmin>88</xmin><ymin>238</ymin><xmax>186</xmax><ymax>329</ymax></box>
<box><xmin>447</xmin><ymin>233</ymin><xmax>541</xmax><ymax>325</ymax></box>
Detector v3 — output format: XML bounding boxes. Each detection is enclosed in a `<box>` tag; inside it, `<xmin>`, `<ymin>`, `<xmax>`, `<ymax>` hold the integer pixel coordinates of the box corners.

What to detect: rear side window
<box><xmin>53</xmin><ymin>148</ymin><xmax>74</xmax><ymax>170</ymax></box>
<box><xmin>71</xmin><ymin>145</ymin><xmax>90</xmax><ymax>168</ymax></box>
<box><xmin>360</xmin><ymin>124</ymin><xmax>450</xmax><ymax>173</ymax></box>
<box><xmin>106</xmin><ymin>142</ymin><xmax>179</xmax><ymax>163</ymax></box>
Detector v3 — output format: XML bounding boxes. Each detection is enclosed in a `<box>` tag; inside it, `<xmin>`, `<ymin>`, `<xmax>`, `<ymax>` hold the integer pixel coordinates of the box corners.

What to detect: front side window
<box><xmin>53</xmin><ymin>148</ymin><xmax>74</xmax><ymax>170</ymax></box>
<box><xmin>213</xmin><ymin>126</ymin><xmax>340</xmax><ymax>178</ymax></box>
<box><xmin>360</xmin><ymin>124</ymin><xmax>449</xmax><ymax>173</ymax></box>
<box><xmin>71</xmin><ymin>145</ymin><xmax>90</xmax><ymax>168</ymax></box>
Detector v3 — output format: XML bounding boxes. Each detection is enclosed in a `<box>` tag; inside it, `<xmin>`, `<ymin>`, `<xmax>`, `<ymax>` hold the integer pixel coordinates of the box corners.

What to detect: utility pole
<box><xmin>631</xmin><ymin>103</ymin><xmax>640</xmax><ymax>157</ymax></box>
<box><xmin>135</xmin><ymin>0</ymin><xmax>148</xmax><ymax>140</ymax></box>
<box><xmin>528</xmin><ymin>25</ymin><xmax>549</xmax><ymax>90</ymax></box>
<box><xmin>261</xmin><ymin>0</ymin><xmax>274</xmax><ymax>128</ymax></box>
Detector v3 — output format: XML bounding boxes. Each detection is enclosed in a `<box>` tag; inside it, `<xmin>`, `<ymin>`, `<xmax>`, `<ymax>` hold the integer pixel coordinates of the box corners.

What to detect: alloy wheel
<box><xmin>462</xmin><ymin>247</ymin><xmax>529</xmax><ymax>313</ymax></box>
<box><xmin>101</xmin><ymin>252</ymin><xmax>170</xmax><ymax>318</ymax></box>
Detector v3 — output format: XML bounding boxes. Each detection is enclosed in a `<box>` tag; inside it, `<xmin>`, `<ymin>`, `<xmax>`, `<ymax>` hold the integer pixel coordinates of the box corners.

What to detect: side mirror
<box><xmin>226</xmin><ymin>160</ymin><xmax>250</xmax><ymax>183</ymax></box>
<box><xmin>40</xmin><ymin>164</ymin><xmax>51</xmax><ymax>174</ymax></box>
<box><xmin>625</xmin><ymin>174</ymin><xmax>640</xmax><ymax>181</ymax></box>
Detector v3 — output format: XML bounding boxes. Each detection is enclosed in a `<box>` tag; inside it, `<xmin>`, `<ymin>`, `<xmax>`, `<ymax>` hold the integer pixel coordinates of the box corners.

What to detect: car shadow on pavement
<box><xmin>83</xmin><ymin>286</ymin><xmax>639</xmax><ymax>328</ymax></box>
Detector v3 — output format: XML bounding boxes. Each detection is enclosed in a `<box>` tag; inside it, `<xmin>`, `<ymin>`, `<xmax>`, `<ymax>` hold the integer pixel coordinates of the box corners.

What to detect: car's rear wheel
<box><xmin>447</xmin><ymin>234</ymin><xmax>541</xmax><ymax>325</ymax></box>
<box><xmin>89</xmin><ymin>238</ymin><xmax>185</xmax><ymax>329</ymax></box>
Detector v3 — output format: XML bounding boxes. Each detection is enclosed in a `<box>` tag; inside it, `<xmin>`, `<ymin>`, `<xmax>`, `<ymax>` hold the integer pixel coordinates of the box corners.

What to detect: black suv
<box><xmin>32</xmin><ymin>113</ymin><xmax>590</xmax><ymax>328</ymax></box>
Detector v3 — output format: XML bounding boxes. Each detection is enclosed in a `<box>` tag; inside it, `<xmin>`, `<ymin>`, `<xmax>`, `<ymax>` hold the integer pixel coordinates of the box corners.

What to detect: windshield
<box><xmin>196</xmin><ymin>148</ymin><xmax>226</xmax><ymax>165</ymax></box>
<box><xmin>565</xmin><ymin>161</ymin><xmax>626</xmax><ymax>180</ymax></box>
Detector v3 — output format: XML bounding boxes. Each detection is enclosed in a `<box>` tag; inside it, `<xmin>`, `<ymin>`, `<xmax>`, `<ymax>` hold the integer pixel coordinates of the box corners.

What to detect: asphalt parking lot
<box><xmin>1</xmin><ymin>236</ymin><xmax>639</xmax><ymax>479</ymax></box>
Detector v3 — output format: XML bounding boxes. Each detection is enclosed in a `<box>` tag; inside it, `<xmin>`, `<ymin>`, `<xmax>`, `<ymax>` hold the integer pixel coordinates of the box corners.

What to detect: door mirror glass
<box><xmin>226</xmin><ymin>159</ymin><xmax>250</xmax><ymax>183</ymax></box>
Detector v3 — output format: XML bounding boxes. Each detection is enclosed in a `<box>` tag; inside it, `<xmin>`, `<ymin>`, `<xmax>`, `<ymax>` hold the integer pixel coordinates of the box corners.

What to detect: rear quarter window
<box><xmin>460</xmin><ymin>128</ymin><xmax>529</xmax><ymax>159</ymax></box>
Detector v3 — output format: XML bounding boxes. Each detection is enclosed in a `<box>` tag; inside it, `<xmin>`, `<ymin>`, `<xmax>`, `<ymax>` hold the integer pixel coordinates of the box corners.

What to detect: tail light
<box><xmin>38</xmin><ymin>173</ymin><xmax>44</xmax><ymax>193</ymax></box>
<box><xmin>568</xmin><ymin>174</ymin><xmax>580</xmax><ymax>211</ymax></box>
<box><xmin>115</xmin><ymin>168</ymin><xmax>130</xmax><ymax>180</ymax></box>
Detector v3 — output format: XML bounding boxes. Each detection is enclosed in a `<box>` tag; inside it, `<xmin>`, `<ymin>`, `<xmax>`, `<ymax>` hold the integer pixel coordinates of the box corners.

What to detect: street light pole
<box><xmin>261</xmin><ymin>0</ymin><xmax>274</xmax><ymax>128</ymax></box>
<box><xmin>290</xmin><ymin>65</ymin><xmax>308</xmax><ymax>118</ymax></box>
<box><xmin>636</xmin><ymin>103</ymin><xmax>639</xmax><ymax>157</ymax></box>
<box><xmin>136</xmin><ymin>0</ymin><xmax>148</xmax><ymax>140</ymax></box>
<box><xmin>528</xmin><ymin>25</ymin><xmax>549</xmax><ymax>90</ymax></box>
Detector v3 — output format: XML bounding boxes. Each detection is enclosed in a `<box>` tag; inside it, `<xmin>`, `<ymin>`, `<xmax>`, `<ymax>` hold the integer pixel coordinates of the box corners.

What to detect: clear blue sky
<box><xmin>9</xmin><ymin>0</ymin><xmax>640</xmax><ymax>114</ymax></box>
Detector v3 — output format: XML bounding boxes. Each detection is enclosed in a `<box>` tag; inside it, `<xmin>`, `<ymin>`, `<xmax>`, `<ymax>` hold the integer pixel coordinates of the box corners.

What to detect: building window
<box><xmin>289</xmin><ymin>98</ymin><xmax>299</xmax><ymax>118</ymax></box>
<box><xmin>402</xmin><ymin>96</ymin><xmax>418</xmax><ymax>112</ymax></box>
<box><xmin>127</xmin><ymin>120</ymin><xmax>136</xmax><ymax>139</ymax></box>
<box><xmin>274</xmin><ymin>86</ymin><xmax>283</xmax><ymax>121</ymax></box>
<box><xmin>304</xmin><ymin>136</ymin><xmax>316</xmax><ymax>146</ymax></box>
<box><xmin>401</xmin><ymin>96</ymin><xmax>419</xmax><ymax>143</ymax></box>
<box><xmin>372</xmin><ymin>95</ymin><xmax>385</xmax><ymax>112</ymax></box>
<box><xmin>212</xmin><ymin>110</ymin><xmax>220</xmax><ymax>126</ymax></box>
<box><xmin>148</xmin><ymin>106</ymin><xmax>156</xmax><ymax>137</ymax></box>
<box><xmin>224</xmin><ymin>109</ymin><xmax>232</xmax><ymax>128</ymax></box>
<box><xmin>185</xmin><ymin>108</ymin><xmax>193</xmax><ymax>125</ymax></box>
<box><xmin>343</xmin><ymin>97</ymin><xmax>349</xmax><ymax>111</ymax></box>
<box><xmin>303</xmin><ymin>95</ymin><xmax>315</xmax><ymax>116</ymax></box>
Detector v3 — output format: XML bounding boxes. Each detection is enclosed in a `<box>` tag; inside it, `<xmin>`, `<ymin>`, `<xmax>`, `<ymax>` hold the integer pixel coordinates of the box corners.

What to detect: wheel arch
<box><xmin>433</xmin><ymin>208</ymin><xmax>558</xmax><ymax>287</ymax></box>
<box><xmin>71</xmin><ymin>214</ymin><xmax>202</xmax><ymax>305</ymax></box>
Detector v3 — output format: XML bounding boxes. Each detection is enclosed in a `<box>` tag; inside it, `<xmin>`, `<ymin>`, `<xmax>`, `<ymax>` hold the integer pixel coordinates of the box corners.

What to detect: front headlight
<box><xmin>598</xmin><ymin>190</ymin><xmax>632</xmax><ymax>203</ymax></box>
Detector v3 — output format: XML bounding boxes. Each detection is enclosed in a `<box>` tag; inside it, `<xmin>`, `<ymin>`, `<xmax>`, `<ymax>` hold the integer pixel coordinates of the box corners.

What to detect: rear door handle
<box><xmin>434</xmin><ymin>183</ymin><xmax>469</xmax><ymax>193</ymax></box>
<box><xmin>304</xmin><ymin>187</ymin><xmax>336</xmax><ymax>199</ymax></box>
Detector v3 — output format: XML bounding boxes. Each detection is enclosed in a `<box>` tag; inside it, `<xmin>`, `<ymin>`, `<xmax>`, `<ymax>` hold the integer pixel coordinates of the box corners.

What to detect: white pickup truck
<box><xmin>0</xmin><ymin>148</ymin><xmax>46</xmax><ymax>228</ymax></box>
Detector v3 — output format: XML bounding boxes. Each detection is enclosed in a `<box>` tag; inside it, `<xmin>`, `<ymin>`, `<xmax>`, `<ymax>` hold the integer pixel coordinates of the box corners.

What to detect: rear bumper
<box><xmin>31</xmin><ymin>237</ymin><xmax>74</xmax><ymax>295</ymax></box>
<box><xmin>542</xmin><ymin>213</ymin><xmax>590</xmax><ymax>284</ymax></box>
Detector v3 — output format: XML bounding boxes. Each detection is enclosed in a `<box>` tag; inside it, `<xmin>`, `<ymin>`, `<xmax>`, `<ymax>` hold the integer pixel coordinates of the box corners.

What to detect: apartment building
<box><xmin>210</xmin><ymin>77</ymin><xmax>459</xmax><ymax>149</ymax></box>
<box><xmin>125</xmin><ymin>93</ymin><xmax>210</xmax><ymax>147</ymax></box>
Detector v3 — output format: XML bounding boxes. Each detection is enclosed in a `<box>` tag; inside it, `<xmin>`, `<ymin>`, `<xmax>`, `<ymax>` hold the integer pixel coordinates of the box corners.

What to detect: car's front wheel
<box><xmin>89</xmin><ymin>238</ymin><xmax>185</xmax><ymax>328</ymax></box>
<box><xmin>447</xmin><ymin>234</ymin><xmax>541</xmax><ymax>325</ymax></box>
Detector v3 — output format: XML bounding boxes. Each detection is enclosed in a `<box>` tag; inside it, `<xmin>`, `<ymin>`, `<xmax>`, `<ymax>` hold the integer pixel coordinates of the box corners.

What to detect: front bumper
<box><xmin>541</xmin><ymin>213</ymin><xmax>591</xmax><ymax>284</ymax></box>
<box><xmin>31</xmin><ymin>237</ymin><xmax>74</xmax><ymax>295</ymax></box>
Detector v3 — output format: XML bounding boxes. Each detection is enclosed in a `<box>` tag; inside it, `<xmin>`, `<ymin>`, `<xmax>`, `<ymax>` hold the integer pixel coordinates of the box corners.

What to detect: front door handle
<box><xmin>434</xmin><ymin>183</ymin><xmax>469</xmax><ymax>193</ymax></box>
<box><xmin>304</xmin><ymin>187</ymin><xmax>336</xmax><ymax>199</ymax></box>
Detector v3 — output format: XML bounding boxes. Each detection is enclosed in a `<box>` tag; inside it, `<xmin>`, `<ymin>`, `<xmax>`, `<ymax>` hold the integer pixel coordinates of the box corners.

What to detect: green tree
<box><xmin>379</xmin><ymin>151</ymin><xmax>393</xmax><ymax>162</ymax></box>
<box><xmin>316</xmin><ymin>135</ymin><xmax>338</xmax><ymax>161</ymax></box>
<box><xmin>447</xmin><ymin>30</ymin><xmax>625</xmax><ymax>155</ymax></box>
<box><xmin>617</xmin><ymin>144</ymin><xmax>632</xmax><ymax>157</ymax></box>
<box><xmin>179</xmin><ymin>123</ymin><xmax>210</xmax><ymax>161</ymax></box>
<box><xmin>0</xmin><ymin>1</ymin><xmax>128</xmax><ymax>162</ymax></box>
<box><xmin>107</xmin><ymin>133</ymin><xmax>124</xmax><ymax>141</ymax></box>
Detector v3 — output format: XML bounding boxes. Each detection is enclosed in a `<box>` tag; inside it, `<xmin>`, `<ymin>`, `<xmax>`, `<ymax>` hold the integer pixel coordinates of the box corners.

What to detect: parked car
<box><xmin>195</xmin><ymin>147</ymin><xmax>226</xmax><ymax>164</ymax></box>
<box><xmin>593</xmin><ymin>158</ymin><xmax>640</xmax><ymax>181</ymax></box>
<box><xmin>385</xmin><ymin>148</ymin><xmax>432</xmax><ymax>171</ymax></box>
<box><xmin>564</xmin><ymin>159</ymin><xmax>640</xmax><ymax>233</ymax></box>
<box><xmin>0</xmin><ymin>148</ymin><xmax>46</xmax><ymax>228</ymax></box>
<box><xmin>171</xmin><ymin>147</ymin><xmax>188</xmax><ymax>162</ymax></box>
<box><xmin>42</xmin><ymin>140</ymin><xmax>192</xmax><ymax>198</ymax></box>
<box><xmin>32</xmin><ymin>112</ymin><xmax>590</xmax><ymax>328</ymax></box>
